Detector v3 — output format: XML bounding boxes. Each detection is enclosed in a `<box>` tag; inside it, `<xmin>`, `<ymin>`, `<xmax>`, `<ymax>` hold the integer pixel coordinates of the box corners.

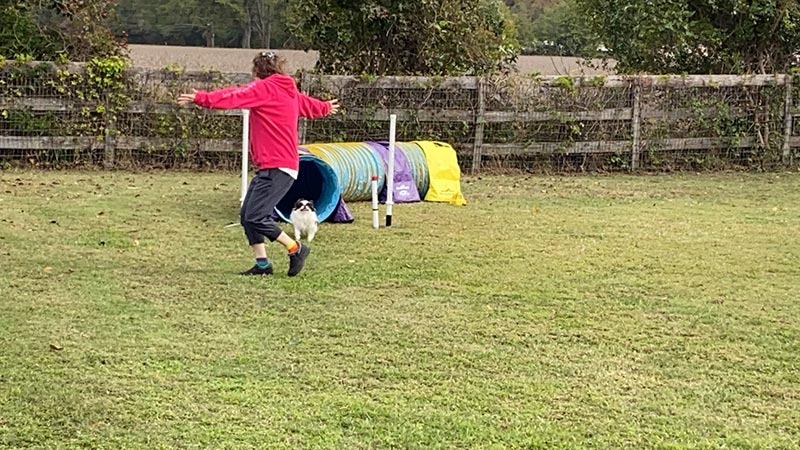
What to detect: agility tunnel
<box><xmin>272</xmin><ymin>140</ymin><xmax>466</xmax><ymax>223</ymax></box>
<box><xmin>274</xmin><ymin>154</ymin><xmax>344</xmax><ymax>223</ymax></box>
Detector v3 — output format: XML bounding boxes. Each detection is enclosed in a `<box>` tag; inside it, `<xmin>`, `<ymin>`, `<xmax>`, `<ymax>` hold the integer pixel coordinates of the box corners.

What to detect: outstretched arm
<box><xmin>177</xmin><ymin>81</ymin><xmax>274</xmax><ymax>110</ymax></box>
<box><xmin>298</xmin><ymin>95</ymin><xmax>340</xmax><ymax>118</ymax></box>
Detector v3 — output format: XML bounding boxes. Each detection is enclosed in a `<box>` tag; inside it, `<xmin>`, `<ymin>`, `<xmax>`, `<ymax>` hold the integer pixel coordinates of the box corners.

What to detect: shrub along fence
<box><xmin>1</xmin><ymin>59</ymin><xmax>798</xmax><ymax>172</ymax></box>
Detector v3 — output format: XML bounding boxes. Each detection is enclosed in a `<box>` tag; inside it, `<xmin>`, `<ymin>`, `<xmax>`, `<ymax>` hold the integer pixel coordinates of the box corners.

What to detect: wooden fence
<box><xmin>0</xmin><ymin>64</ymin><xmax>798</xmax><ymax>172</ymax></box>
<box><xmin>299</xmin><ymin>73</ymin><xmax>799</xmax><ymax>171</ymax></box>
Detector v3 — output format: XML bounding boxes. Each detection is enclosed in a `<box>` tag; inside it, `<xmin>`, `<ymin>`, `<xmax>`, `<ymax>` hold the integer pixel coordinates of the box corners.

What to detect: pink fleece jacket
<box><xmin>193</xmin><ymin>74</ymin><xmax>331</xmax><ymax>171</ymax></box>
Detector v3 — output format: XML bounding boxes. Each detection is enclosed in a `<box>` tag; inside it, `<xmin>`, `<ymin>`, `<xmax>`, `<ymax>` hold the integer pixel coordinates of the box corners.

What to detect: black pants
<box><xmin>240</xmin><ymin>169</ymin><xmax>294</xmax><ymax>245</ymax></box>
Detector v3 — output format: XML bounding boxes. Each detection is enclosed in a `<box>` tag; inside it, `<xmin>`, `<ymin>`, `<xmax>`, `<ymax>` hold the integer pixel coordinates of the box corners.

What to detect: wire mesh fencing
<box><xmin>306</xmin><ymin>73</ymin><xmax>798</xmax><ymax>172</ymax></box>
<box><xmin>0</xmin><ymin>62</ymin><xmax>249</xmax><ymax>170</ymax></box>
<box><xmin>300</xmin><ymin>74</ymin><xmax>479</xmax><ymax>163</ymax></box>
<box><xmin>1</xmin><ymin>61</ymin><xmax>798</xmax><ymax>173</ymax></box>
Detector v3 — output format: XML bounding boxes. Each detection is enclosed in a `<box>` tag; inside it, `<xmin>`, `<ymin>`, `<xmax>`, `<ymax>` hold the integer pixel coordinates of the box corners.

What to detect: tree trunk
<box><xmin>242</xmin><ymin>0</ymin><xmax>255</xmax><ymax>48</ymax></box>
<box><xmin>249</xmin><ymin>0</ymin><xmax>270</xmax><ymax>49</ymax></box>
<box><xmin>264</xmin><ymin>3</ymin><xmax>272</xmax><ymax>49</ymax></box>
<box><xmin>204</xmin><ymin>23</ymin><xmax>215</xmax><ymax>47</ymax></box>
<box><xmin>242</xmin><ymin>21</ymin><xmax>252</xmax><ymax>48</ymax></box>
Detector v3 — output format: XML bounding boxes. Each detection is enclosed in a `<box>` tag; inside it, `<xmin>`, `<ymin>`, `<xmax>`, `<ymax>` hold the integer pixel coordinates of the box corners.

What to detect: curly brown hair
<box><xmin>252</xmin><ymin>51</ymin><xmax>287</xmax><ymax>79</ymax></box>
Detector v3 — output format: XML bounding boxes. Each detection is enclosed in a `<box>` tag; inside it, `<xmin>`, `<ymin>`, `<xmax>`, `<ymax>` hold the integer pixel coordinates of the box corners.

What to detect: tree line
<box><xmin>117</xmin><ymin>0</ymin><xmax>291</xmax><ymax>49</ymax></box>
<box><xmin>1</xmin><ymin>0</ymin><xmax>798</xmax><ymax>75</ymax></box>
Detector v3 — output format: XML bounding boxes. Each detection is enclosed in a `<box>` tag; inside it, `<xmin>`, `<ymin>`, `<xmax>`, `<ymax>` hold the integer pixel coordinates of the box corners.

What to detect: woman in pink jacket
<box><xmin>178</xmin><ymin>52</ymin><xmax>339</xmax><ymax>277</ymax></box>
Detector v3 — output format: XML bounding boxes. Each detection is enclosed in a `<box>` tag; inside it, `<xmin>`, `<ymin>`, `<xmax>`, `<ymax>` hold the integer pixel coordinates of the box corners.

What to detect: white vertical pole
<box><xmin>240</xmin><ymin>109</ymin><xmax>250</xmax><ymax>205</ymax></box>
<box><xmin>371</xmin><ymin>175</ymin><xmax>379</xmax><ymax>229</ymax></box>
<box><xmin>385</xmin><ymin>114</ymin><xmax>396</xmax><ymax>227</ymax></box>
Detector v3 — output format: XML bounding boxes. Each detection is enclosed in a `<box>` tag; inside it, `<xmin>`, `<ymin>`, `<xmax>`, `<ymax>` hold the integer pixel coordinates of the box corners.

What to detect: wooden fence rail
<box><xmin>299</xmin><ymin>73</ymin><xmax>799</xmax><ymax>171</ymax></box>
<box><xmin>0</xmin><ymin>69</ymin><xmax>798</xmax><ymax>171</ymax></box>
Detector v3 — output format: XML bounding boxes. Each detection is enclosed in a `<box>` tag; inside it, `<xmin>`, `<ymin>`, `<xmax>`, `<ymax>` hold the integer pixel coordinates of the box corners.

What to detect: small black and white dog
<box><xmin>289</xmin><ymin>198</ymin><xmax>318</xmax><ymax>242</ymax></box>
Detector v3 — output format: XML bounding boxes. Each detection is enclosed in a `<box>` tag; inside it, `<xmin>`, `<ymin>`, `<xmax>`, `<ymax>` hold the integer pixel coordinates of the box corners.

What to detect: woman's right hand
<box><xmin>328</xmin><ymin>99</ymin><xmax>340</xmax><ymax>115</ymax></box>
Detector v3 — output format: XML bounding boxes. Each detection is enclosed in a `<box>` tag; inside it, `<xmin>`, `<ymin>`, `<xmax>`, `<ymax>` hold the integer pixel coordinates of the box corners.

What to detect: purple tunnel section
<box><xmin>366</xmin><ymin>141</ymin><xmax>421</xmax><ymax>204</ymax></box>
<box><xmin>329</xmin><ymin>195</ymin><xmax>354</xmax><ymax>223</ymax></box>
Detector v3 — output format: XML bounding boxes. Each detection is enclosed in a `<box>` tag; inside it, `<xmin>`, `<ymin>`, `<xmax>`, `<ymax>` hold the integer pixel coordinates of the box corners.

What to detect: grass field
<box><xmin>1</xmin><ymin>170</ymin><xmax>799</xmax><ymax>450</ymax></box>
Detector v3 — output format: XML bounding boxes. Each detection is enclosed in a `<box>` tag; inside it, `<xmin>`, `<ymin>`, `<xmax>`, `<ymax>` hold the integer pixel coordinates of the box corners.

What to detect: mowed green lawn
<box><xmin>1</xmin><ymin>170</ymin><xmax>798</xmax><ymax>450</ymax></box>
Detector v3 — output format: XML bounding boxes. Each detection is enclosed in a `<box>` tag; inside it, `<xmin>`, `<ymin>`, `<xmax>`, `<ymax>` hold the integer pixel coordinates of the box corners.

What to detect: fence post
<box><xmin>471</xmin><ymin>77</ymin><xmax>485</xmax><ymax>175</ymax></box>
<box><xmin>103</xmin><ymin>103</ymin><xmax>115</xmax><ymax>168</ymax></box>
<box><xmin>631</xmin><ymin>78</ymin><xmax>642</xmax><ymax>171</ymax></box>
<box><xmin>783</xmin><ymin>74</ymin><xmax>794</xmax><ymax>165</ymax></box>
<box><xmin>298</xmin><ymin>71</ymin><xmax>309</xmax><ymax>145</ymax></box>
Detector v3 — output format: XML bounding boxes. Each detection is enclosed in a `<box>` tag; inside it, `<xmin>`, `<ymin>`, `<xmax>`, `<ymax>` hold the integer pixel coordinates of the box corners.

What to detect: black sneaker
<box><xmin>287</xmin><ymin>243</ymin><xmax>310</xmax><ymax>277</ymax></box>
<box><xmin>240</xmin><ymin>264</ymin><xmax>273</xmax><ymax>276</ymax></box>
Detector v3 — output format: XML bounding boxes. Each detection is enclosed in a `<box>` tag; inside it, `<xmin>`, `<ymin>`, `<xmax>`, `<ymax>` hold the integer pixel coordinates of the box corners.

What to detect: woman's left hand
<box><xmin>177</xmin><ymin>89</ymin><xmax>199</xmax><ymax>105</ymax></box>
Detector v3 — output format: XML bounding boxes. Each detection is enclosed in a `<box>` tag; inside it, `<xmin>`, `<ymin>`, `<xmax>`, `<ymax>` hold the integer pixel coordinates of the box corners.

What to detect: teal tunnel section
<box><xmin>274</xmin><ymin>154</ymin><xmax>341</xmax><ymax>223</ymax></box>
<box><xmin>301</xmin><ymin>142</ymin><xmax>386</xmax><ymax>201</ymax></box>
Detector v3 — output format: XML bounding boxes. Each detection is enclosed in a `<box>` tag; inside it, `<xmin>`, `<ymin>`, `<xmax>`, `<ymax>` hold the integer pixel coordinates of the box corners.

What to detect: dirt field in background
<box><xmin>515</xmin><ymin>54</ymin><xmax>615</xmax><ymax>76</ymax></box>
<box><xmin>126</xmin><ymin>45</ymin><xmax>319</xmax><ymax>74</ymax></box>
<box><xmin>126</xmin><ymin>44</ymin><xmax>615</xmax><ymax>76</ymax></box>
